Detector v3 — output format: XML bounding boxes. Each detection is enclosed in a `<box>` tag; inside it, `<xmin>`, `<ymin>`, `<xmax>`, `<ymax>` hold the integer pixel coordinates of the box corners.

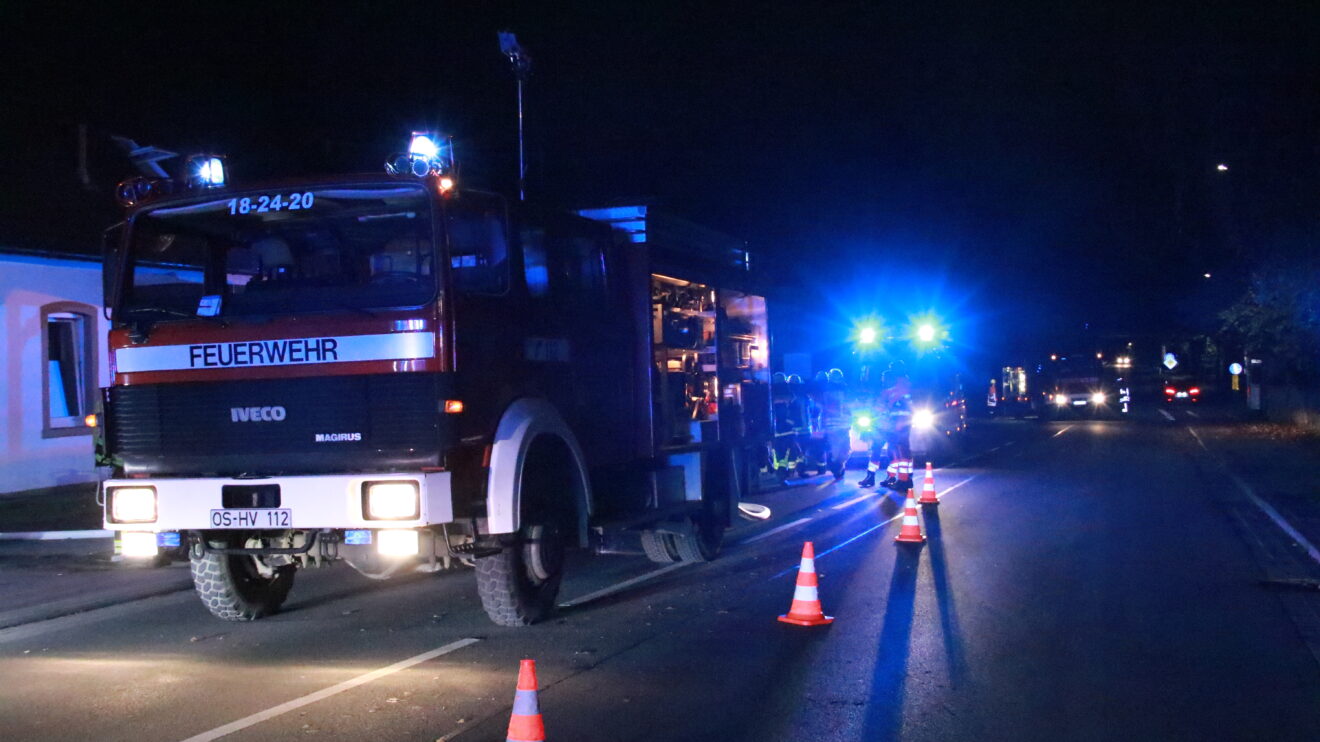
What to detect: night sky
<box><xmin>5</xmin><ymin>2</ymin><xmax>1319</xmax><ymax>363</ymax></box>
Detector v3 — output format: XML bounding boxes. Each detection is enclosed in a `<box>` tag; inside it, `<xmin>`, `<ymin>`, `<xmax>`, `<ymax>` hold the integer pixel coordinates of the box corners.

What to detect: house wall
<box><xmin>0</xmin><ymin>252</ymin><xmax>109</xmax><ymax>494</ymax></box>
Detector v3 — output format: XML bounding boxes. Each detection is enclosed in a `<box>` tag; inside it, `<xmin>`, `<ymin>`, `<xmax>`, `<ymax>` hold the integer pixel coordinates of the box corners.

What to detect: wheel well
<box><xmin>520</xmin><ymin>433</ymin><xmax>590</xmax><ymax>546</ymax></box>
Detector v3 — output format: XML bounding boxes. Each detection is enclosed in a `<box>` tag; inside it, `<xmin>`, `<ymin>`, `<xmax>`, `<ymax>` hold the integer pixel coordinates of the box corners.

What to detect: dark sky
<box><xmin>4</xmin><ymin>1</ymin><xmax>1319</xmax><ymax>360</ymax></box>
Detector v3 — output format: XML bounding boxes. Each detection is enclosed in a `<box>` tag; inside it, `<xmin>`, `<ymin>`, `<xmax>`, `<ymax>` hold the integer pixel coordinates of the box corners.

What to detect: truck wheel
<box><xmin>190</xmin><ymin>550</ymin><xmax>295</xmax><ymax>621</ymax></box>
<box><xmin>672</xmin><ymin>511</ymin><xmax>722</xmax><ymax>563</ymax></box>
<box><xmin>476</xmin><ymin>522</ymin><xmax>565</xmax><ymax>626</ymax></box>
<box><xmin>640</xmin><ymin>529</ymin><xmax>679</xmax><ymax>563</ymax></box>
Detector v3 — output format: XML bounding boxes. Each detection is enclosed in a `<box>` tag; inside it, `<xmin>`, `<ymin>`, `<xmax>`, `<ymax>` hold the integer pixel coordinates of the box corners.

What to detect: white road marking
<box><xmin>1052</xmin><ymin>425</ymin><xmax>1074</xmax><ymax>437</ymax></box>
<box><xmin>1158</xmin><ymin>408</ymin><xmax>1175</xmax><ymax>421</ymax></box>
<box><xmin>177</xmin><ymin>638</ymin><xmax>480</xmax><ymax>742</ymax></box>
<box><xmin>0</xmin><ymin>529</ymin><xmax>112</xmax><ymax>541</ymax></box>
<box><xmin>772</xmin><ymin>474</ymin><xmax>981</xmax><ymax>579</ymax></box>
<box><xmin>1003</xmin><ymin>441</ymin><xmax>1016</xmax><ymax>447</ymax></box>
<box><xmin>831</xmin><ymin>491</ymin><xmax>881</xmax><ymax>510</ymax></box>
<box><xmin>1186</xmin><ymin>409</ymin><xmax>1199</xmax><ymax>418</ymax></box>
<box><xmin>738</xmin><ymin>517</ymin><xmax>814</xmax><ymax>545</ymax></box>
<box><xmin>1186</xmin><ymin>426</ymin><xmax>1320</xmax><ymax>569</ymax></box>
<box><xmin>1233</xmin><ymin>474</ymin><xmax>1320</xmax><ymax>568</ymax></box>
<box><xmin>815</xmin><ymin>481</ymin><xmax>833</xmax><ymax>490</ymax></box>
<box><xmin>558</xmin><ymin>562</ymin><xmax>689</xmax><ymax>608</ymax></box>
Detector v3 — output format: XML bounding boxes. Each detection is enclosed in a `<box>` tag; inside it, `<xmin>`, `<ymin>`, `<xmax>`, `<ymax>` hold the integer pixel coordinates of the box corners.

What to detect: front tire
<box><xmin>190</xmin><ymin>549</ymin><xmax>295</xmax><ymax>621</ymax></box>
<box><xmin>476</xmin><ymin>522</ymin><xmax>566</xmax><ymax>626</ymax></box>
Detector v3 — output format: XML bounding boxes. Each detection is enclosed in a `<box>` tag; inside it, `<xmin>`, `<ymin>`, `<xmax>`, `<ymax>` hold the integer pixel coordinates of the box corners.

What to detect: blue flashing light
<box><xmin>855</xmin><ymin>414</ymin><xmax>873</xmax><ymax>430</ymax></box>
<box><xmin>194</xmin><ymin>157</ymin><xmax>226</xmax><ymax>187</ymax></box>
<box><xmin>409</xmin><ymin>134</ymin><xmax>441</xmax><ymax>160</ymax></box>
<box><xmin>156</xmin><ymin>531</ymin><xmax>181</xmax><ymax>548</ymax></box>
<box><xmin>859</xmin><ymin>326</ymin><xmax>878</xmax><ymax>345</ymax></box>
<box><xmin>344</xmin><ymin>529</ymin><xmax>373</xmax><ymax>545</ymax></box>
<box><xmin>917</xmin><ymin>323</ymin><xmax>936</xmax><ymax>344</ymax></box>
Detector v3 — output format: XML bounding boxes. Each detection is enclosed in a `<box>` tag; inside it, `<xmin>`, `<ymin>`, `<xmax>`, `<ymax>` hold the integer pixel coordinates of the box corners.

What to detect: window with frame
<box><xmin>447</xmin><ymin>206</ymin><xmax>510</xmax><ymax>295</ymax></box>
<box><xmin>42</xmin><ymin>302</ymin><xmax>97</xmax><ymax>437</ymax></box>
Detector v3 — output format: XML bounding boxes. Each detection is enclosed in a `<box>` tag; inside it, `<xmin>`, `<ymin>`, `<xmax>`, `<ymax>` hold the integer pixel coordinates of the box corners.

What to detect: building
<box><xmin>0</xmin><ymin>246</ymin><xmax>110</xmax><ymax>498</ymax></box>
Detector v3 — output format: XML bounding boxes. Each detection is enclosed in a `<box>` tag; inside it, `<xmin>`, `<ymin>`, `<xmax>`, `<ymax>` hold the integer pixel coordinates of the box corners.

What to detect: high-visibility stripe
<box><xmin>867</xmin><ymin>462</ymin><xmax>880</xmax><ymax>472</ymax></box>
<box><xmin>512</xmin><ymin>689</ymin><xmax>540</xmax><ymax>716</ymax></box>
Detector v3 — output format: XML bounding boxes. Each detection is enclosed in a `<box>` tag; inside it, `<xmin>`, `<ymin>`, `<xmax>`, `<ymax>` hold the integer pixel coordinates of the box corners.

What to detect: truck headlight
<box><xmin>108</xmin><ymin>486</ymin><xmax>157</xmax><ymax>524</ymax></box>
<box><xmin>912</xmin><ymin>409</ymin><xmax>936</xmax><ymax>430</ymax></box>
<box><xmin>362</xmin><ymin>481</ymin><xmax>420</xmax><ymax>520</ymax></box>
<box><xmin>854</xmin><ymin>414</ymin><xmax>873</xmax><ymax>430</ymax></box>
<box><xmin>1054</xmin><ymin>394</ymin><xmax>1069</xmax><ymax>406</ymax></box>
<box><xmin>1091</xmin><ymin>392</ymin><xmax>1106</xmax><ymax>405</ymax></box>
<box><xmin>377</xmin><ymin>529</ymin><xmax>420</xmax><ymax>557</ymax></box>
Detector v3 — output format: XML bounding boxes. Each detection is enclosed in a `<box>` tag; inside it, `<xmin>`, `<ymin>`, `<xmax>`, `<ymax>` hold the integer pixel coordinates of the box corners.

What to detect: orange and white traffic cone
<box><xmin>506</xmin><ymin>659</ymin><xmax>546</xmax><ymax>742</ymax></box>
<box><xmin>918</xmin><ymin>462</ymin><xmax>939</xmax><ymax>505</ymax></box>
<box><xmin>895</xmin><ymin>491</ymin><xmax>926</xmax><ymax>543</ymax></box>
<box><xmin>778</xmin><ymin>542</ymin><xmax>834</xmax><ymax>626</ymax></box>
<box><xmin>898</xmin><ymin>460</ymin><xmax>912</xmax><ymax>488</ymax></box>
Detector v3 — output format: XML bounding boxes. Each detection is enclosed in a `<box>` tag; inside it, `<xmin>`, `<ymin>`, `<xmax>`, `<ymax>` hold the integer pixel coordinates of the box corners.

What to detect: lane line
<box><xmin>1189</xmin><ymin>425</ymin><xmax>1320</xmax><ymax>569</ymax></box>
<box><xmin>738</xmin><ymin>517</ymin><xmax>814</xmax><ymax>545</ymax></box>
<box><xmin>771</xmin><ymin>475</ymin><xmax>981</xmax><ymax>579</ymax></box>
<box><xmin>1158</xmin><ymin>409</ymin><xmax>1175</xmax><ymax>421</ymax></box>
<box><xmin>0</xmin><ymin>529</ymin><xmax>112</xmax><ymax>541</ymax></box>
<box><xmin>1186</xmin><ymin>409</ymin><xmax>1199</xmax><ymax>418</ymax></box>
<box><xmin>177</xmin><ymin>638</ymin><xmax>480</xmax><ymax>742</ymax></box>
<box><xmin>1052</xmin><ymin>425</ymin><xmax>1074</xmax><ymax>438</ymax></box>
<box><xmin>1230</xmin><ymin>475</ymin><xmax>1320</xmax><ymax>568</ymax></box>
<box><xmin>832</xmin><ymin>491</ymin><xmax>881</xmax><ymax>510</ymax></box>
<box><xmin>558</xmin><ymin>562</ymin><xmax>689</xmax><ymax>608</ymax></box>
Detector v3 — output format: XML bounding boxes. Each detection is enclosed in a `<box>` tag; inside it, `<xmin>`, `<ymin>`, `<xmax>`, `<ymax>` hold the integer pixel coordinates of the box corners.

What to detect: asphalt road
<box><xmin>4</xmin><ymin>409</ymin><xmax>1320</xmax><ymax>741</ymax></box>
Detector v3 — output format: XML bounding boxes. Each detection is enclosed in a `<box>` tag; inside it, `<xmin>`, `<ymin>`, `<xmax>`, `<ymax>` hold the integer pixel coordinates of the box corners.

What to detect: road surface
<box><xmin>4</xmin><ymin>409</ymin><xmax>1320</xmax><ymax>741</ymax></box>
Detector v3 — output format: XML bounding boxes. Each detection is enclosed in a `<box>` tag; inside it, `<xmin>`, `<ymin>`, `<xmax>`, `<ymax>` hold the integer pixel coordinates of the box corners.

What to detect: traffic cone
<box><xmin>506</xmin><ymin>659</ymin><xmax>546</xmax><ymax>742</ymax></box>
<box><xmin>895</xmin><ymin>491</ymin><xmax>926</xmax><ymax>543</ymax></box>
<box><xmin>898</xmin><ymin>460</ymin><xmax>913</xmax><ymax>488</ymax></box>
<box><xmin>778</xmin><ymin>542</ymin><xmax>834</xmax><ymax>626</ymax></box>
<box><xmin>918</xmin><ymin>462</ymin><xmax>939</xmax><ymax>505</ymax></box>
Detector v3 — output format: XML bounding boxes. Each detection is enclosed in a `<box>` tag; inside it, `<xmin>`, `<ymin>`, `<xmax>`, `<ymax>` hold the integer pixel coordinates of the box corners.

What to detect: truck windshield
<box><xmin>119</xmin><ymin>184</ymin><xmax>434</xmax><ymax>320</ymax></box>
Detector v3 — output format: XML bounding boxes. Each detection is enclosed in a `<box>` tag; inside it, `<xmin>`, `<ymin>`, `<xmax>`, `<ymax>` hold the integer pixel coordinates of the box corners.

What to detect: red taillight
<box><xmin>1189</xmin><ymin>388</ymin><xmax>1200</xmax><ymax>395</ymax></box>
<box><xmin>1164</xmin><ymin>388</ymin><xmax>1176</xmax><ymax>395</ymax></box>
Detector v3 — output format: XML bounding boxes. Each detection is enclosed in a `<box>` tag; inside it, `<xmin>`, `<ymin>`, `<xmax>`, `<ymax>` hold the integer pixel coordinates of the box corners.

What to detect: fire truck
<box><xmin>98</xmin><ymin>136</ymin><xmax>771</xmax><ymax>625</ymax></box>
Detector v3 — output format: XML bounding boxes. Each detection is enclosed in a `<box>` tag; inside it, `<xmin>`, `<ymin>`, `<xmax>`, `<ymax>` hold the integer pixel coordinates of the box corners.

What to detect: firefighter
<box><xmin>856</xmin><ymin>365</ymin><xmax>886</xmax><ymax>488</ymax></box>
<box><xmin>799</xmin><ymin>371</ymin><xmax>828</xmax><ymax>473</ymax></box>
<box><xmin>785</xmin><ymin>374</ymin><xmax>812</xmax><ymax>476</ymax></box>
<box><xmin>769</xmin><ymin>373</ymin><xmax>802</xmax><ymax>482</ymax></box>
<box><xmin>821</xmin><ymin>368</ymin><xmax>851</xmax><ymax>481</ymax></box>
<box><xmin>879</xmin><ymin>363</ymin><xmax>914</xmax><ymax>491</ymax></box>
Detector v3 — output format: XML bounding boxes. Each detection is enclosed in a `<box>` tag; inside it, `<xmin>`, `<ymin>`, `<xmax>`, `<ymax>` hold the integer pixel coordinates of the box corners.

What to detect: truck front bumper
<box><xmin>101</xmin><ymin>471</ymin><xmax>453</xmax><ymax>532</ymax></box>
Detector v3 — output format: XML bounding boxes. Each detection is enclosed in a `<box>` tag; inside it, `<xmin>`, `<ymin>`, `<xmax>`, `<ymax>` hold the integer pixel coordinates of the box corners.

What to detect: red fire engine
<box><xmin>100</xmin><ymin>136</ymin><xmax>771</xmax><ymax>625</ymax></box>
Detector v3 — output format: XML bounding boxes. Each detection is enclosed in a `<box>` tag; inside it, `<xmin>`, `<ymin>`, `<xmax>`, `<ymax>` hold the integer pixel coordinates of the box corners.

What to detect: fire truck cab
<box><xmin>100</xmin><ymin>139</ymin><xmax>770</xmax><ymax>625</ymax></box>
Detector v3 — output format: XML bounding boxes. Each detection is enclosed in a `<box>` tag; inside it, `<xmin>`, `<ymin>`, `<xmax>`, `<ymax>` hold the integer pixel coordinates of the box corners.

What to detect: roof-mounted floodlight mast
<box><xmin>498</xmin><ymin>30</ymin><xmax>531</xmax><ymax>202</ymax></box>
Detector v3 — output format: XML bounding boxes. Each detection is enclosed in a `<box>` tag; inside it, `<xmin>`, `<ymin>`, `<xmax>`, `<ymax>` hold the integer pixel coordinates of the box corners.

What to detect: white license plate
<box><xmin>208</xmin><ymin>508</ymin><xmax>292</xmax><ymax>529</ymax></box>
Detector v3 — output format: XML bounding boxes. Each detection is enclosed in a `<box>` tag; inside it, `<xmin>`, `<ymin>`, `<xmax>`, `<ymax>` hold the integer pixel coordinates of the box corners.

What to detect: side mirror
<box><xmin>101</xmin><ymin>223</ymin><xmax>125</xmax><ymax>320</ymax></box>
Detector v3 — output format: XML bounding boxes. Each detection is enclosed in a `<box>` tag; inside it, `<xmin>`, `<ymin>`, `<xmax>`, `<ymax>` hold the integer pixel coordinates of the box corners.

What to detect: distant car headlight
<box><xmin>1091</xmin><ymin>392</ymin><xmax>1106</xmax><ymax>405</ymax></box>
<box><xmin>912</xmin><ymin>409</ymin><xmax>936</xmax><ymax>430</ymax></box>
<box><xmin>108</xmin><ymin>486</ymin><xmax>157</xmax><ymax>524</ymax></box>
<box><xmin>1053</xmin><ymin>394</ymin><xmax>1069</xmax><ymax>406</ymax></box>
<box><xmin>362</xmin><ymin>481</ymin><xmax>420</xmax><ymax>520</ymax></box>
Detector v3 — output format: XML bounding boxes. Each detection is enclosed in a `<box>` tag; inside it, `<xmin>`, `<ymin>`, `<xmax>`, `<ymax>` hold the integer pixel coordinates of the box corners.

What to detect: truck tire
<box><xmin>476</xmin><ymin>522</ymin><xmax>565</xmax><ymax>626</ymax></box>
<box><xmin>672</xmin><ymin>510</ymin><xmax>723</xmax><ymax>563</ymax></box>
<box><xmin>640</xmin><ymin>529</ymin><xmax>679</xmax><ymax>563</ymax></box>
<box><xmin>190</xmin><ymin>550</ymin><xmax>295</xmax><ymax>621</ymax></box>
